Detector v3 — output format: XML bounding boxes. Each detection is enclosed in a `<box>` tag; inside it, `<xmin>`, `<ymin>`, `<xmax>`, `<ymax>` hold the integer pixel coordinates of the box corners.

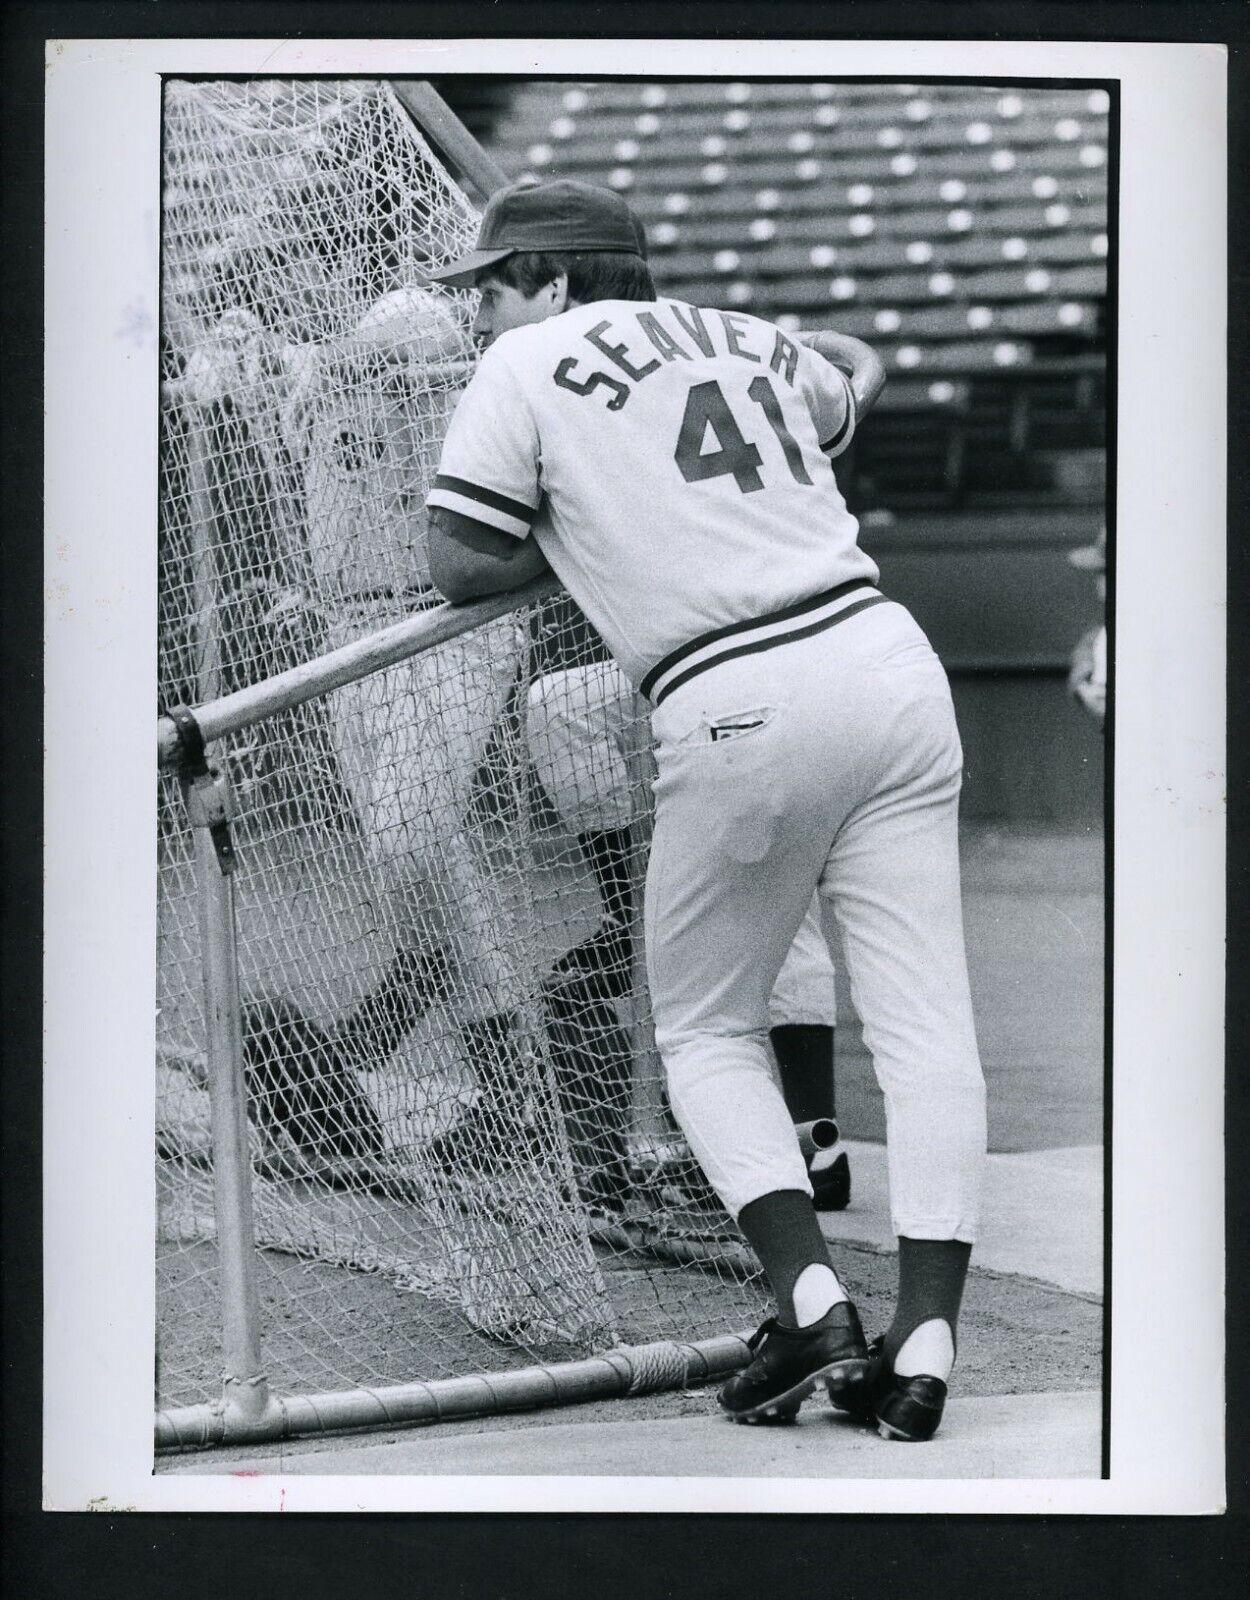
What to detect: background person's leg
<box><xmin>768</xmin><ymin>893</ymin><xmax>838</xmax><ymax>1124</ymax></box>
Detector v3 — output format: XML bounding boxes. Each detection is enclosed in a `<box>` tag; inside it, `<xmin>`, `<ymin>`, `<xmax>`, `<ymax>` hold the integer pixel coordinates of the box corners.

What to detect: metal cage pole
<box><xmin>390</xmin><ymin>80</ymin><xmax>509</xmax><ymax>199</ymax></box>
<box><xmin>184</xmin><ymin>410</ymin><xmax>223</xmax><ymax>707</ymax></box>
<box><xmin>157</xmin><ymin>1332</ymin><xmax>753</xmax><ymax>1451</ymax></box>
<box><xmin>174</xmin><ymin>711</ymin><xmax>282</xmax><ymax>1440</ymax></box>
<box><xmin>622</xmin><ymin>711</ymin><xmax>667</xmax><ymax>1159</ymax></box>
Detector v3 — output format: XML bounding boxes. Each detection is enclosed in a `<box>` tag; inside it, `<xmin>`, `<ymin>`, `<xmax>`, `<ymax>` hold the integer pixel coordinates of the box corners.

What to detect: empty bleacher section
<box><xmin>435</xmin><ymin>79</ymin><xmax>1109</xmax><ymax>819</ymax></box>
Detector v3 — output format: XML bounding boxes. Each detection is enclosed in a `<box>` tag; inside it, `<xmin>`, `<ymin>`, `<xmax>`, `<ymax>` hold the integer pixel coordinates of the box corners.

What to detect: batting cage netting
<box><xmin>156</xmin><ymin>79</ymin><xmax>765</xmax><ymax>1444</ymax></box>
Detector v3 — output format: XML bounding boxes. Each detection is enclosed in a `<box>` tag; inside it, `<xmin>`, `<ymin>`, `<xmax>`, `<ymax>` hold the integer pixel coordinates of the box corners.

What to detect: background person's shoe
<box><xmin>797</xmin><ymin>1118</ymin><xmax>852</xmax><ymax>1212</ymax></box>
<box><xmin>423</xmin><ymin>1102</ymin><xmax>539</xmax><ymax>1177</ymax></box>
<box><xmin>811</xmin><ymin>1148</ymin><xmax>851</xmax><ymax>1211</ymax></box>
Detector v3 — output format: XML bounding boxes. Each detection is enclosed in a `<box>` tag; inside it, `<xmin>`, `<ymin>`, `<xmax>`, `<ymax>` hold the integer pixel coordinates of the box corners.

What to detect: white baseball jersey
<box><xmin>427</xmin><ymin>298</ymin><xmax>879</xmax><ymax>688</ymax></box>
<box><xmin>304</xmin><ymin>368</ymin><xmax>449</xmax><ymax>600</ymax></box>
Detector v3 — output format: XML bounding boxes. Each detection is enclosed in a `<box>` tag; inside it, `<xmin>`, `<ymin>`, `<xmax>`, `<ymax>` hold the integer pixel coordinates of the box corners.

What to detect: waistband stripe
<box><xmin>654</xmin><ymin>596</ymin><xmax>890</xmax><ymax>707</ymax></box>
<box><xmin>653</xmin><ymin>588</ymin><xmax>876</xmax><ymax>693</ymax></box>
<box><xmin>639</xmin><ymin>577</ymin><xmax>875</xmax><ymax>700</ymax></box>
<box><xmin>643</xmin><ymin>581</ymin><xmax>887</xmax><ymax>707</ymax></box>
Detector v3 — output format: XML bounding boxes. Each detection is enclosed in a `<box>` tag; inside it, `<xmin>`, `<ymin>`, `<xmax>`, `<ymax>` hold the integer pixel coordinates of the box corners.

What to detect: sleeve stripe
<box><xmin>433</xmin><ymin>473</ymin><xmax>536</xmax><ymax>525</ymax></box>
<box><xmin>819</xmin><ymin>412</ymin><xmax>851</xmax><ymax>454</ymax></box>
<box><xmin>427</xmin><ymin>485</ymin><xmax>532</xmax><ymax>538</ymax></box>
<box><xmin>819</xmin><ymin>371</ymin><xmax>856</xmax><ymax>456</ymax></box>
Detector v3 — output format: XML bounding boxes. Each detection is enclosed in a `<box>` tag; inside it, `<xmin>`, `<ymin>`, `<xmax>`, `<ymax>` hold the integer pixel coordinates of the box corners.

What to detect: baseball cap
<box><xmin>425</xmin><ymin>179</ymin><xmax>646</xmax><ymax>288</ymax></box>
<box><xmin>1067</xmin><ymin>527</ymin><xmax>1107</xmax><ymax>571</ymax></box>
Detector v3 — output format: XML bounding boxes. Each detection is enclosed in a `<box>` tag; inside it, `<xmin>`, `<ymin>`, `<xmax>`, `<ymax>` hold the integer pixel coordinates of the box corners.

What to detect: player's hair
<box><xmin>482</xmin><ymin>250</ymin><xmax>658</xmax><ymax>304</ymax></box>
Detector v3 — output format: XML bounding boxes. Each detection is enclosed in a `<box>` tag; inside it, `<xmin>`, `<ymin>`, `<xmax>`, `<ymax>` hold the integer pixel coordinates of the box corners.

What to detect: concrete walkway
<box><xmin>821</xmin><ymin>1141</ymin><xmax>1103</xmax><ymax>1297</ymax></box>
<box><xmin>163</xmin><ymin>1140</ymin><xmax>1102</xmax><ymax>1485</ymax></box>
<box><xmin>170</xmin><ymin>1390</ymin><xmax>1099</xmax><ymax>1480</ymax></box>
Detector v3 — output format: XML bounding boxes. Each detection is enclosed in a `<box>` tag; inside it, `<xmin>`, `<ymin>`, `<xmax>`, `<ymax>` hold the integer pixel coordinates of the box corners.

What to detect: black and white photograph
<box><xmin>41</xmin><ymin>35</ymin><xmax>1225</xmax><ymax>1516</ymax></box>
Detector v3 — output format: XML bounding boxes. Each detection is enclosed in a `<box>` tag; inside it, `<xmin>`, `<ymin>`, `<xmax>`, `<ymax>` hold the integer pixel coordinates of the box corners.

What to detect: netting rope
<box><xmin>157</xmin><ymin>78</ymin><xmax>766</xmax><ymax>1440</ymax></box>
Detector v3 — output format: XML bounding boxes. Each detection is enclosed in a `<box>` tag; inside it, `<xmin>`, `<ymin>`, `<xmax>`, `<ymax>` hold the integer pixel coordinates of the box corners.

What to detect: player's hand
<box><xmin>795</xmin><ymin>327</ymin><xmax>887</xmax><ymax>419</ymax></box>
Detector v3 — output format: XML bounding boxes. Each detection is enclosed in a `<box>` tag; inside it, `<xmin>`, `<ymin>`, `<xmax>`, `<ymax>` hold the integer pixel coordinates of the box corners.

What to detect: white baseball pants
<box><xmin>646</xmin><ymin>600</ymin><xmax>985</xmax><ymax>1240</ymax></box>
<box><xmin>526</xmin><ymin>660</ymin><xmax>838</xmax><ymax>1028</ymax></box>
<box><xmin>326</xmin><ymin>601</ymin><xmax>528</xmax><ymax>1017</ymax></box>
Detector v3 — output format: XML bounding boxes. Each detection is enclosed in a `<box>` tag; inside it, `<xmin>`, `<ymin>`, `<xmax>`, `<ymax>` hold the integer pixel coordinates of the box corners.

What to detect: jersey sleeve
<box><xmin>796</xmin><ymin>343</ymin><xmax>857</xmax><ymax>459</ymax></box>
<box><xmin>426</xmin><ymin>344</ymin><xmax>542</xmax><ymax>539</ymax></box>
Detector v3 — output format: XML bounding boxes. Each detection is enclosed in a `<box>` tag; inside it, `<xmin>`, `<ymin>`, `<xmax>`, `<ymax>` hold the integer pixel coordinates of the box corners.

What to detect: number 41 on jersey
<box><xmin>675</xmin><ymin>377</ymin><xmax>816</xmax><ymax>494</ymax></box>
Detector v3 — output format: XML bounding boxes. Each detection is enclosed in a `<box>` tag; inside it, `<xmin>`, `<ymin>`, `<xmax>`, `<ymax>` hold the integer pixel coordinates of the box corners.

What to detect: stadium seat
<box><xmin>474</xmin><ymin>79</ymin><xmax>1108</xmax><ymax>511</ymax></box>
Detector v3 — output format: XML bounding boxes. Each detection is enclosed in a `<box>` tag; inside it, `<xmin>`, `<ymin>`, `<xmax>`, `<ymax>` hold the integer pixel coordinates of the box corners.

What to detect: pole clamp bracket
<box><xmin>168</xmin><ymin>705</ymin><xmax>208</xmax><ymax>778</ymax></box>
<box><xmin>168</xmin><ymin>705</ymin><xmax>238</xmax><ymax>875</ymax></box>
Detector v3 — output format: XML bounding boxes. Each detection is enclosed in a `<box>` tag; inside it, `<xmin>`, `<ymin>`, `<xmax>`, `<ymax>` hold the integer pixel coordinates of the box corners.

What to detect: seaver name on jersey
<box><xmin>552</xmin><ymin>302</ymin><xmax>802</xmax><ymax>411</ymax></box>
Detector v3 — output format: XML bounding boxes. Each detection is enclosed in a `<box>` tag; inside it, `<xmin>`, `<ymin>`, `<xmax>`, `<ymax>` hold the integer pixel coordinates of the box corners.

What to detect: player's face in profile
<box><xmin>471</xmin><ymin>276</ymin><xmax>562</xmax><ymax>349</ymax></box>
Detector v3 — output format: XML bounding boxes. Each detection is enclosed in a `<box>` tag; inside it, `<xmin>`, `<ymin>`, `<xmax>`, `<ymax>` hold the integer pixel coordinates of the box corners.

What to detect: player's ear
<box><xmin>547</xmin><ymin>273</ymin><xmax>571</xmax><ymax>314</ymax></box>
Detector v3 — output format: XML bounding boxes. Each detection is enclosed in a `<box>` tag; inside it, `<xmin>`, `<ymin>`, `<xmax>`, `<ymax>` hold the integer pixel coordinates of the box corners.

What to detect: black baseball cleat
<box><xmin>719</xmin><ymin>1302</ymin><xmax>871</xmax><ymax>1425</ymax></box>
<box><xmin>829</xmin><ymin>1335</ymin><xmax>949</xmax><ymax>1442</ymax></box>
<box><xmin>810</xmin><ymin>1149</ymin><xmax>852</xmax><ymax>1212</ymax></box>
<box><xmin>635</xmin><ymin>1145</ymin><xmax>724</xmax><ymax>1214</ymax></box>
<box><xmin>423</xmin><ymin>1102</ymin><xmax>542</xmax><ymax>1178</ymax></box>
<box><xmin>875</xmin><ymin>1370</ymin><xmax>948</xmax><ymax>1443</ymax></box>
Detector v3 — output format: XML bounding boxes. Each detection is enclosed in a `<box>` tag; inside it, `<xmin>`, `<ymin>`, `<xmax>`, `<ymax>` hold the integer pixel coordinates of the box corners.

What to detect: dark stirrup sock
<box><xmin>771</xmin><ymin>1023</ymin><xmax>836</xmax><ymax>1124</ymax></box>
<box><xmin>579</xmin><ymin>826</ymin><xmax>636</xmax><ymax>929</ymax></box>
<box><xmin>335</xmin><ymin>942</ymin><xmax>455</xmax><ymax>1063</ymax></box>
<box><xmin>737</xmin><ymin>1188</ymin><xmax>840</xmax><ymax>1327</ymax></box>
<box><xmin>884</xmin><ymin>1237</ymin><xmax>973</xmax><ymax>1370</ymax></box>
<box><xmin>551</xmin><ymin>828</ymin><xmax>636</xmax><ymax>990</ymax></box>
<box><xmin>460</xmin><ymin>1012</ymin><xmax>529</xmax><ymax>1104</ymax></box>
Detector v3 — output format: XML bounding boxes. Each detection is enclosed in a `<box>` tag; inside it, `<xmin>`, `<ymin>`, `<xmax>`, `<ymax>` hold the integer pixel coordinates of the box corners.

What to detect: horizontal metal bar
<box><xmin>157</xmin><ymin>575</ymin><xmax>561</xmax><ymax>770</ymax></box>
<box><xmin>155</xmin><ymin>1332</ymin><xmax>752</xmax><ymax>1452</ymax></box>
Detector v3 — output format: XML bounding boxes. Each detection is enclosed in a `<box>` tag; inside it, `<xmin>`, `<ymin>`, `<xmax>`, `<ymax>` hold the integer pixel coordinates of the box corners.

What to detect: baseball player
<box><xmin>424</xmin><ymin>179</ymin><xmax>986</xmax><ymax>1442</ymax></box>
<box><xmin>527</xmin><ymin>658</ymin><xmax>851</xmax><ymax>1209</ymax></box>
<box><xmin>218</xmin><ymin>287</ymin><xmax>543</xmax><ymax>1176</ymax></box>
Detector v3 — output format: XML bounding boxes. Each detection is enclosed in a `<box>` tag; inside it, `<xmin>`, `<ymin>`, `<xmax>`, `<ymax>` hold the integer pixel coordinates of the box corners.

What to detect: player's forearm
<box><xmin>801</xmin><ymin>330</ymin><xmax>887</xmax><ymax>420</ymax></box>
<box><xmin>428</xmin><ymin>506</ymin><xmax>555</xmax><ymax>604</ymax></box>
